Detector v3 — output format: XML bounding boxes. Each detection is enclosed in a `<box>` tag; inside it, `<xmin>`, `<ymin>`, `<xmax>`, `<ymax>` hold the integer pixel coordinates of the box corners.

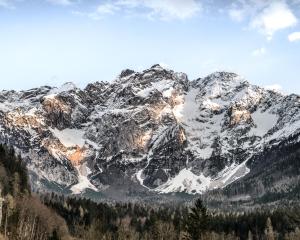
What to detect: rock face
<box><xmin>0</xmin><ymin>65</ymin><xmax>299</xmax><ymax>200</ymax></box>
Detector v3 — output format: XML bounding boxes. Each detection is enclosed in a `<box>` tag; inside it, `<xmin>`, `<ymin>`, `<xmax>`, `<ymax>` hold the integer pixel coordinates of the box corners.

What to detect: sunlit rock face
<box><xmin>228</xmin><ymin>105</ymin><xmax>253</xmax><ymax>127</ymax></box>
<box><xmin>42</xmin><ymin>96</ymin><xmax>72</xmax><ymax>129</ymax></box>
<box><xmin>0</xmin><ymin>65</ymin><xmax>299</xmax><ymax>197</ymax></box>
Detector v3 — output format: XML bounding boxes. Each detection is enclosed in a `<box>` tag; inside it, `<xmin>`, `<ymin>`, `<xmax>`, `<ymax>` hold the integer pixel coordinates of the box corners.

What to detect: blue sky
<box><xmin>0</xmin><ymin>0</ymin><xmax>300</xmax><ymax>94</ymax></box>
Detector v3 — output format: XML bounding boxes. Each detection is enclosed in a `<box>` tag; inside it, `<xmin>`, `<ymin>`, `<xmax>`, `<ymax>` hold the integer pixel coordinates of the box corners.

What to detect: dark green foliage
<box><xmin>0</xmin><ymin>144</ymin><xmax>70</xmax><ymax>240</ymax></box>
<box><xmin>0</xmin><ymin>144</ymin><xmax>30</xmax><ymax>196</ymax></box>
<box><xmin>221</xmin><ymin>137</ymin><xmax>300</xmax><ymax>202</ymax></box>
<box><xmin>48</xmin><ymin>229</ymin><xmax>60</xmax><ymax>240</ymax></box>
<box><xmin>2</xmin><ymin>142</ymin><xmax>300</xmax><ymax>239</ymax></box>
<box><xmin>185</xmin><ymin>199</ymin><xmax>208</xmax><ymax>240</ymax></box>
<box><xmin>40</xmin><ymin>192</ymin><xmax>300</xmax><ymax>240</ymax></box>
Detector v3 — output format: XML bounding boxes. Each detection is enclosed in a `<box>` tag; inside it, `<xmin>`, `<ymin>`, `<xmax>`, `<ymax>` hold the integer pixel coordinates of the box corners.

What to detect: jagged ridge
<box><xmin>0</xmin><ymin>64</ymin><xmax>299</xmax><ymax>199</ymax></box>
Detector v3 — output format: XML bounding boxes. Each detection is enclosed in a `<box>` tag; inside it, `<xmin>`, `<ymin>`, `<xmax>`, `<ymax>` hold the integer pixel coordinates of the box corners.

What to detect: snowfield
<box><xmin>0</xmin><ymin>65</ymin><xmax>299</xmax><ymax>195</ymax></box>
<box><xmin>50</xmin><ymin>128</ymin><xmax>86</xmax><ymax>148</ymax></box>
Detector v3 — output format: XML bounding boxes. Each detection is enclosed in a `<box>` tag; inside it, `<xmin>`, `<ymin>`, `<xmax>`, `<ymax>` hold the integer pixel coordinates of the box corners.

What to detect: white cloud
<box><xmin>252</xmin><ymin>47</ymin><xmax>266</xmax><ymax>56</ymax></box>
<box><xmin>116</xmin><ymin>0</ymin><xmax>139</xmax><ymax>8</ymax></box>
<box><xmin>72</xmin><ymin>3</ymin><xmax>120</xmax><ymax>20</ymax></box>
<box><xmin>228</xmin><ymin>0</ymin><xmax>270</xmax><ymax>23</ymax></box>
<box><xmin>47</xmin><ymin>0</ymin><xmax>74</xmax><ymax>6</ymax></box>
<box><xmin>291</xmin><ymin>0</ymin><xmax>300</xmax><ymax>5</ymax></box>
<box><xmin>75</xmin><ymin>0</ymin><xmax>201</xmax><ymax>21</ymax></box>
<box><xmin>72</xmin><ymin>10</ymin><xmax>100</xmax><ymax>20</ymax></box>
<box><xmin>139</xmin><ymin>0</ymin><xmax>201</xmax><ymax>20</ymax></box>
<box><xmin>250</xmin><ymin>1</ymin><xmax>297</xmax><ymax>40</ymax></box>
<box><xmin>0</xmin><ymin>0</ymin><xmax>15</xmax><ymax>9</ymax></box>
<box><xmin>228</xmin><ymin>1</ymin><xmax>298</xmax><ymax>40</ymax></box>
<box><xmin>288</xmin><ymin>31</ymin><xmax>300</xmax><ymax>41</ymax></box>
<box><xmin>96</xmin><ymin>3</ymin><xmax>120</xmax><ymax>15</ymax></box>
<box><xmin>229</xmin><ymin>8</ymin><xmax>246</xmax><ymax>22</ymax></box>
<box><xmin>264</xmin><ymin>84</ymin><xmax>283</xmax><ymax>92</ymax></box>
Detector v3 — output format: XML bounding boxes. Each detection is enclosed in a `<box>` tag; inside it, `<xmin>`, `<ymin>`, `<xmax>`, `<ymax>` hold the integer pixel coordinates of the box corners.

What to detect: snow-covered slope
<box><xmin>0</xmin><ymin>65</ymin><xmax>299</xmax><ymax>197</ymax></box>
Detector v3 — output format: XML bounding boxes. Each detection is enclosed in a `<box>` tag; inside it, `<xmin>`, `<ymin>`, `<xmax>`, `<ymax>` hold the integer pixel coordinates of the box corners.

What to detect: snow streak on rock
<box><xmin>0</xmin><ymin>65</ymin><xmax>299</xmax><ymax>195</ymax></box>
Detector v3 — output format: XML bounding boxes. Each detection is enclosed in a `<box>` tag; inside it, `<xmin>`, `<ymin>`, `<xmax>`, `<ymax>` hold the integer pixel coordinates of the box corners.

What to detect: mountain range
<box><xmin>0</xmin><ymin>64</ymin><xmax>299</xmax><ymax>203</ymax></box>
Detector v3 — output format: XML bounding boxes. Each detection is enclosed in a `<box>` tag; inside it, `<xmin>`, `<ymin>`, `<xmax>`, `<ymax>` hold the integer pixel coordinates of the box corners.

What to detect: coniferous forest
<box><xmin>1</xmin><ymin>144</ymin><xmax>300</xmax><ymax>240</ymax></box>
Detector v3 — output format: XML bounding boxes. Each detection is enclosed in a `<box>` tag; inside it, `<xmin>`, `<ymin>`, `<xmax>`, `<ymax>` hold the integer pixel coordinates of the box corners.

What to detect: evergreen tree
<box><xmin>186</xmin><ymin>199</ymin><xmax>209</xmax><ymax>240</ymax></box>
<box><xmin>49</xmin><ymin>229</ymin><xmax>60</xmax><ymax>240</ymax></box>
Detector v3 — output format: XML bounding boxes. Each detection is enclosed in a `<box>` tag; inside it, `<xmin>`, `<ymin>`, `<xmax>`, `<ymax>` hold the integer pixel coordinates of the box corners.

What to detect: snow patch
<box><xmin>250</xmin><ymin>110</ymin><xmax>278</xmax><ymax>136</ymax></box>
<box><xmin>45</xmin><ymin>82</ymin><xmax>77</xmax><ymax>99</ymax></box>
<box><xmin>71</xmin><ymin>163</ymin><xmax>98</xmax><ymax>194</ymax></box>
<box><xmin>211</xmin><ymin>160</ymin><xmax>250</xmax><ymax>189</ymax></box>
<box><xmin>181</xmin><ymin>88</ymin><xmax>224</xmax><ymax>159</ymax></box>
<box><xmin>136</xmin><ymin>80</ymin><xmax>174</xmax><ymax>98</ymax></box>
<box><xmin>157</xmin><ymin>160</ymin><xmax>250</xmax><ymax>194</ymax></box>
<box><xmin>50</xmin><ymin>128</ymin><xmax>85</xmax><ymax>148</ymax></box>
<box><xmin>135</xmin><ymin>169</ymin><xmax>150</xmax><ymax>190</ymax></box>
<box><xmin>0</xmin><ymin>102</ymin><xmax>12</xmax><ymax>112</ymax></box>
<box><xmin>268</xmin><ymin>120</ymin><xmax>300</xmax><ymax>141</ymax></box>
<box><xmin>156</xmin><ymin>168</ymin><xmax>211</xmax><ymax>194</ymax></box>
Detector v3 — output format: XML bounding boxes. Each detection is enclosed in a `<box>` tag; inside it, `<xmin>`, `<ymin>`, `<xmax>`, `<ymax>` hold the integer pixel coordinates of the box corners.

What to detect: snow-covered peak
<box><xmin>0</xmin><ymin>66</ymin><xmax>299</xmax><ymax>198</ymax></box>
<box><xmin>114</xmin><ymin>65</ymin><xmax>189</xmax><ymax>98</ymax></box>
<box><xmin>150</xmin><ymin>64</ymin><xmax>165</xmax><ymax>70</ymax></box>
<box><xmin>60</xmin><ymin>82</ymin><xmax>77</xmax><ymax>91</ymax></box>
<box><xmin>198</xmin><ymin>72</ymin><xmax>248</xmax><ymax>98</ymax></box>
<box><xmin>44</xmin><ymin>82</ymin><xmax>78</xmax><ymax>99</ymax></box>
<box><xmin>202</xmin><ymin>71</ymin><xmax>243</xmax><ymax>84</ymax></box>
<box><xmin>50</xmin><ymin>82</ymin><xmax>77</xmax><ymax>94</ymax></box>
<box><xmin>120</xmin><ymin>69</ymin><xmax>135</xmax><ymax>78</ymax></box>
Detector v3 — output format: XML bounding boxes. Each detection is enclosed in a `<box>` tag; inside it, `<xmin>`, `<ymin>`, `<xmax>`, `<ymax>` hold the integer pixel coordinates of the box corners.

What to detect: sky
<box><xmin>0</xmin><ymin>0</ymin><xmax>300</xmax><ymax>94</ymax></box>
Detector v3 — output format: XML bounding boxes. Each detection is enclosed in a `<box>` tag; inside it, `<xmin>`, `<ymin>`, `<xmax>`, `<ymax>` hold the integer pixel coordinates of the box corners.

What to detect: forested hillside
<box><xmin>1</xmin><ymin>144</ymin><xmax>300</xmax><ymax>240</ymax></box>
<box><xmin>0</xmin><ymin>144</ymin><xmax>71</xmax><ymax>239</ymax></box>
<box><xmin>42</xmin><ymin>195</ymin><xmax>300</xmax><ymax>240</ymax></box>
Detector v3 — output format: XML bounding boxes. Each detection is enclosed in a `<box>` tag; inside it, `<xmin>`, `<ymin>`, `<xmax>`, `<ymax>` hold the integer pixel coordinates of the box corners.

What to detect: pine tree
<box><xmin>49</xmin><ymin>229</ymin><xmax>60</xmax><ymax>240</ymax></box>
<box><xmin>185</xmin><ymin>198</ymin><xmax>209</xmax><ymax>240</ymax></box>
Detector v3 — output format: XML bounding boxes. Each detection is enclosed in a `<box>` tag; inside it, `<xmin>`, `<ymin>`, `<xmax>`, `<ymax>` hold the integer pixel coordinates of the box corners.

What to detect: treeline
<box><xmin>2</xmin><ymin>143</ymin><xmax>300</xmax><ymax>239</ymax></box>
<box><xmin>41</xmin><ymin>193</ymin><xmax>187</xmax><ymax>239</ymax></box>
<box><xmin>41</xmin><ymin>192</ymin><xmax>300</xmax><ymax>240</ymax></box>
<box><xmin>0</xmin><ymin>144</ymin><xmax>71</xmax><ymax>240</ymax></box>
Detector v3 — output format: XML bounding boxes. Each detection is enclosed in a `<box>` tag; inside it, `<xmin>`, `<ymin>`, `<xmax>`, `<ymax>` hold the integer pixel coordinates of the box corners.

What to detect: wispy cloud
<box><xmin>0</xmin><ymin>0</ymin><xmax>15</xmax><ymax>9</ymax></box>
<box><xmin>228</xmin><ymin>1</ymin><xmax>298</xmax><ymax>40</ymax></box>
<box><xmin>96</xmin><ymin>3</ymin><xmax>120</xmax><ymax>15</ymax></box>
<box><xmin>288</xmin><ymin>31</ymin><xmax>300</xmax><ymax>42</ymax></box>
<box><xmin>228</xmin><ymin>0</ymin><xmax>269</xmax><ymax>23</ymax></box>
<box><xmin>250</xmin><ymin>1</ymin><xmax>297</xmax><ymax>40</ymax></box>
<box><xmin>252</xmin><ymin>47</ymin><xmax>266</xmax><ymax>57</ymax></box>
<box><xmin>135</xmin><ymin>0</ymin><xmax>201</xmax><ymax>20</ymax></box>
<box><xmin>72</xmin><ymin>3</ymin><xmax>121</xmax><ymax>20</ymax></box>
<box><xmin>47</xmin><ymin>0</ymin><xmax>75</xmax><ymax>6</ymax></box>
<box><xmin>74</xmin><ymin>0</ymin><xmax>201</xmax><ymax>21</ymax></box>
<box><xmin>228</xmin><ymin>8</ymin><xmax>246</xmax><ymax>22</ymax></box>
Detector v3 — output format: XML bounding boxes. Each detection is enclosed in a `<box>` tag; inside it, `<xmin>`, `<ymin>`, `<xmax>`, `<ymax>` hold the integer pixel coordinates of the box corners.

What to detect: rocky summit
<box><xmin>0</xmin><ymin>65</ymin><xmax>299</xmax><ymax>201</ymax></box>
